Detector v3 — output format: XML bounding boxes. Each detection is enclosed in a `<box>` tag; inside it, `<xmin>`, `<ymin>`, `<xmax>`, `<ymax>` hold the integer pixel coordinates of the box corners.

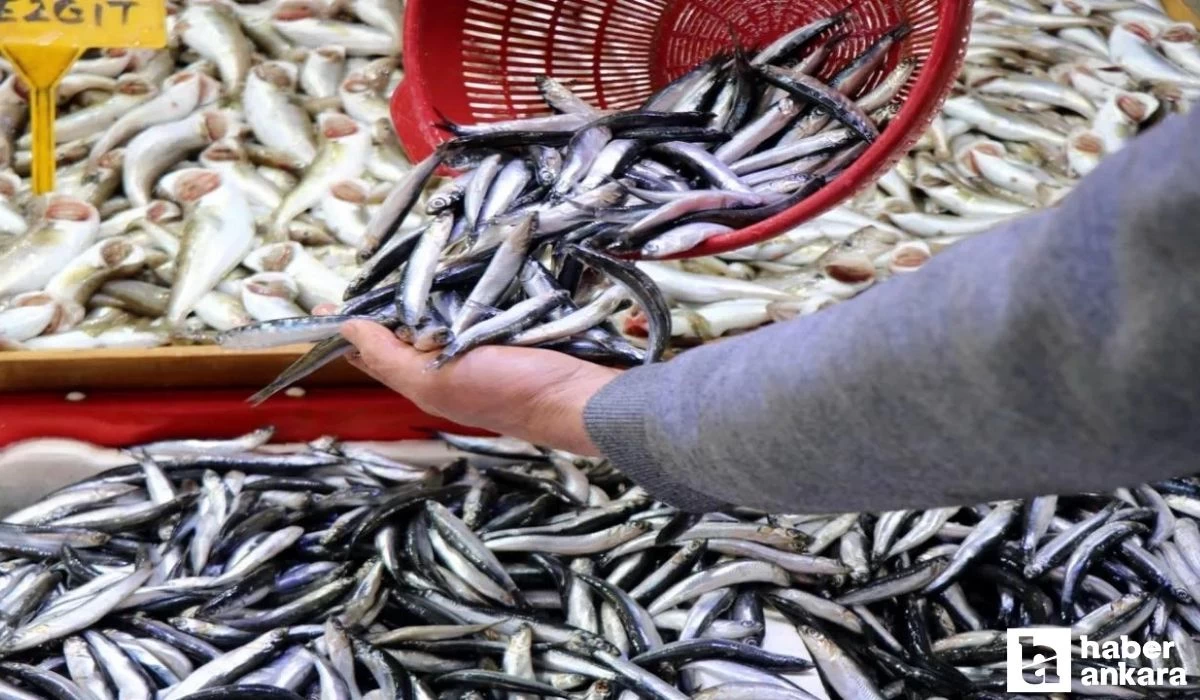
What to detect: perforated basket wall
<box><xmin>392</xmin><ymin>0</ymin><xmax>973</xmax><ymax>258</ymax></box>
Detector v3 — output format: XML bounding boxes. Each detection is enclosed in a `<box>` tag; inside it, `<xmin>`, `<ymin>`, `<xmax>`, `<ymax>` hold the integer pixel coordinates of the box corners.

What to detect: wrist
<box><xmin>528</xmin><ymin>366</ymin><xmax>621</xmax><ymax>457</ymax></box>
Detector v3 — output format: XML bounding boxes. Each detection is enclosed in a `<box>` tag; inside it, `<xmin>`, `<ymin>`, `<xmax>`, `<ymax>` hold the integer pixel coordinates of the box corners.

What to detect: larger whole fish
<box><xmin>162</xmin><ymin>169</ymin><xmax>256</xmax><ymax>324</ymax></box>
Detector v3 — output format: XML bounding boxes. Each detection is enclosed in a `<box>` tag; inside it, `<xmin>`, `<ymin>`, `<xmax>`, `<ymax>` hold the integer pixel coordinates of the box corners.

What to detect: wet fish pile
<box><xmin>2</xmin><ymin>428</ymin><xmax>1200</xmax><ymax>699</ymax></box>
<box><xmin>610</xmin><ymin>0</ymin><xmax>1199</xmax><ymax>344</ymax></box>
<box><xmin>0</xmin><ymin>0</ymin><xmax>409</xmax><ymax>349</ymax></box>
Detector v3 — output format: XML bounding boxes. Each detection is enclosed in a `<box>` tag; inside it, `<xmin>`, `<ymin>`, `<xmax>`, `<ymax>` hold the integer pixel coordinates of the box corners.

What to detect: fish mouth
<box><xmin>321</xmin><ymin>115</ymin><xmax>360</xmax><ymax>139</ymax></box>
<box><xmin>100</xmin><ymin>240</ymin><xmax>136</xmax><ymax>267</ymax></box>
<box><xmin>175</xmin><ymin>171</ymin><xmax>223</xmax><ymax>202</ymax></box>
<box><xmin>1121</xmin><ymin>21</ymin><xmax>1155</xmax><ymax>42</ymax></box>
<box><xmin>117</xmin><ymin>77</ymin><xmax>154</xmax><ymax>96</ymax></box>
<box><xmin>246</xmin><ymin>274</ymin><xmax>297</xmax><ymax>298</ymax></box>
<box><xmin>331</xmin><ymin>181</ymin><xmax>367</xmax><ymax>204</ymax></box>
<box><xmin>255</xmin><ymin>63</ymin><xmax>295</xmax><ymax>89</ymax></box>
<box><xmin>273</xmin><ymin>1</ymin><xmax>315</xmax><ymax>21</ymax></box>
<box><xmin>822</xmin><ymin>255</ymin><xmax>875</xmax><ymax>284</ymax></box>
<box><xmin>1116</xmin><ymin>94</ymin><xmax>1154</xmax><ymax>122</ymax></box>
<box><xmin>1070</xmin><ymin>132</ymin><xmax>1103</xmax><ymax>155</ymax></box>
<box><xmin>203</xmin><ymin>112</ymin><xmax>234</xmax><ymax>140</ymax></box>
<box><xmin>12</xmin><ymin>292</ymin><xmax>79</xmax><ymax>332</ymax></box>
<box><xmin>148</xmin><ymin>201</ymin><xmax>182</xmax><ymax>222</ymax></box>
<box><xmin>891</xmin><ymin>245</ymin><xmax>930</xmax><ymax>271</ymax></box>
<box><xmin>45</xmin><ymin>198</ymin><xmax>96</xmax><ymax>223</ymax></box>
<box><xmin>1162</xmin><ymin>25</ymin><xmax>1197</xmax><ymax>43</ymax></box>
<box><xmin>261</xmin><ymin>243</ymin><xmax>297</xmax><ymax>271</ymax></box>
<box><xmin>341</xmin><ymin>77</ymin><xmax>373</xmax><ymax>94</ymax></box>
<box><xmin>202</xmin><ymin>142</ymin><xmax>242</xmax><ymax>163</ymax></box>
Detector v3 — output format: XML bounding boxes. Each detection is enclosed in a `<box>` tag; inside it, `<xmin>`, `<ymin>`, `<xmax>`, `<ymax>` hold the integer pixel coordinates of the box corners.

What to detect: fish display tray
<box><xmin>0</xmin><ymin>384</ymin><xmax>477</xmax><ymax>448</ymax></box>
<box><xmin>0</xmin><ymin>346</ymin><xmax>369</xmax><ymax>393</ymax></box>
<box><xmin>0</xmin><ymin>346</ymin><xmax>479</xmax><ymax>448</ymax></box>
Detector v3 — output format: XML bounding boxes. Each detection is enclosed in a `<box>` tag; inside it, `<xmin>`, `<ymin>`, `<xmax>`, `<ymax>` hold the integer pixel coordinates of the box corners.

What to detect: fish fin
<box><xmin>886</xmin><ymin>23</ymin><xmax>913</xmax><ymax>41</ymax></box>
<box><xmin>431</xmin><ymin>107</ymin><xmax>464</xmax><ymax>136</ymax></box>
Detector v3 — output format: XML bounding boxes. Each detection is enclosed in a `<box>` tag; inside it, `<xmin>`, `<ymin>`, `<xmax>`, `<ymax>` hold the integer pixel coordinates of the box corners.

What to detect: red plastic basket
<box><xmin>391</xmin><ymin>0</ymin><xmax>973</xmax><ymax>258</ymax></box>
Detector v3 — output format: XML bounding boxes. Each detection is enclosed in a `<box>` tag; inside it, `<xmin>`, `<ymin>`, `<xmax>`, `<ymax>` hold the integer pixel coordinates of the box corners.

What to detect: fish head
<box><xmin>314</xmin><ymin>45</ymin><xmax>347</xmax><ymax>63</ymax></box>
<box><xmin>193</xmin><ymin>109</ymin><xmax>244</xmax><ymax>146</ymax></box>
<box><xmin>253</xmin><ymin>61</ymin><xmax>300</xmax><ymax>91</ymax></box>
<box><xmin>318</xmin><ymin>112</ymin><xmax>365</xmax><ymax>143</ymax></box>
<box><xmin>147</xmin><ymin>200</ymin><xmax>183</xmax><ymax>225</ymax></box>
<box><xmin>163</xmin><ymin>70</ymin><xmax>209</xmax><ymax>106</ymax></box>
<box><xmin>960</xmin><ymin>139</ymin><xmax>1007</xmax><ymax>176</ymax></box>
<box><xmin>243</xmin><ymin>272</ymin><xmax>300</xmax><ymax>301</ymax></box>
<box><xmin>43</xmin><ymin>197</ymin><xmax>99</xmax><ymax>229</ymax></box>
<box><xmin>246</xmin><ymin>241</ymin><xmax>300</xmax><ymax>273</ymax></box>
<box><xmin>1067</xmin><ymin>128</ymin><xmax>1104</xmax><ymax>156</ymax></box>
<box><xmin>97</xmin><ymin>238</ymin><xmax>147</xmax><ymax>272</ymax></box>
<box><xmin>360</xmin><ymin>57</ymin><xmax>400</xmax><ymax>87</ymax></box>
<box><xmin>819</xmin><ymin>251</ymin><xmax>876</xmax><ymax>287</ymax></box>
<box><xmin>272</xmin><ymin>0</ymin><xmax>320</xmax><ymax>21</ymax></box>
<box><xmin>330</xmin><ymin>180</ymin><xmax>368</xmax><ymax>205</ymax></box>
<box><xmin>162</xmin><ymin>168</ymin><xmax>224</xmax><ymax>205</ymax></box>
<box><xmin>191</xmin><ymin>73</ymin><xmax>224</xmax><ymax>106</ymax></box>
<box><xmin>1118</xmin><ymin>21</ymin><xmax>1157</xmax><ymax>43</ymax></box>
<box><xmin>115</xmin><ymin>74</ymin><xmax>157</xmax><ymax>98</ymax></box>
<box><xmin>285</xmin><ymin>220</ymin><xmax>337</xmax><ymax>246</ymax></box>
<box><xmin>1112</xmin><ymin>91</ymin><xmax>1160</xmax><ymax>124</ymax></box>
<box><xmin>889</xmin><ymin>242</ymin><xmax>932</xmax><ymax>274</ymax></box>
<box><xmin>200</xmin><ymin>138</ymin><xmax>248</xmax><ymax>168</ymax></box>
<box><xmin>1160</xmin><ymin>23</ymin><xmax>1198</xmax><ymax>44</ymax></box>
<box><xmin>340</xmin><ymin>74</ymin><xmax>381</xmax><ymax>99</ymax></box>
<box><xmin>10</xmin><ymin>291</ymin><xmax>84</xmax><ymax>333</ymax></box>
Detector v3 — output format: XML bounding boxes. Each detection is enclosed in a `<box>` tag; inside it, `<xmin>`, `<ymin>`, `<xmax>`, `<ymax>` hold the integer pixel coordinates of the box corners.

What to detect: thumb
<box><xmin>340</xmin><ymin>321</ymin><xmax>423</xmax><ymax>379</ymax></box>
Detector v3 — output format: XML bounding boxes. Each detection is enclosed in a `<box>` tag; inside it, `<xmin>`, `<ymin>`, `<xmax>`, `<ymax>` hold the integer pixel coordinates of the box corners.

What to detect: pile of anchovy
<box><xmin>2</xmin><ymin>427</ymin><xmax>1200</xmax><ymax>699</ymax></box>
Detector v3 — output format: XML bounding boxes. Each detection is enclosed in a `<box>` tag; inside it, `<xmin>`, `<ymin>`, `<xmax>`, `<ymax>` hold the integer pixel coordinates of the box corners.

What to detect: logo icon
<box><xmin>1007</xmin><ymin>627</ymin><xmax>1072</xmax><ymax>692</ymax></box>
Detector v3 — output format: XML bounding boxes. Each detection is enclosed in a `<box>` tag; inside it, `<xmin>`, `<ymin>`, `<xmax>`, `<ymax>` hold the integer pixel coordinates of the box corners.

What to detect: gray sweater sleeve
<box><xmin>583</xmin><ymin>108</ymin><xmax>1200</xmax><ymax>515</ymax></box>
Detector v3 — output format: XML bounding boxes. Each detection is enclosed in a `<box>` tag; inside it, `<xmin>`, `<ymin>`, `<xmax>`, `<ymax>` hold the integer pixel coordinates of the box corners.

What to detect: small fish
<box><xmin>245</xmin><ymin>62</ymin><xmax>318</xmax><ymax>166</ymax></box>
<box><xmin>161</xmin><ymin>169</ymin><xmax>256</xmax><ymax>325</ymax></box>
<box><xmin>0</xmin><ymin>197</ymin><xmax>100</xmax><ymax>297</ymax></box>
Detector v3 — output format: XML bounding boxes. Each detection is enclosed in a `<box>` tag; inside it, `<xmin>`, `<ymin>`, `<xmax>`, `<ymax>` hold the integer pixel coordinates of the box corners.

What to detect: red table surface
<box><xmin>0</xmin><ymin>387</ymin><xmax>481</xmax><ymax>448</ymax></box>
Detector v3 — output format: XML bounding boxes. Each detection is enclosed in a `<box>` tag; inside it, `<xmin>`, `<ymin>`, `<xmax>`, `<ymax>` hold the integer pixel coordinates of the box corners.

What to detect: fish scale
<box><xmin>0</xmin><ymin>428</ymin><xmax>1196</xmax><ymax>697</ymax></box>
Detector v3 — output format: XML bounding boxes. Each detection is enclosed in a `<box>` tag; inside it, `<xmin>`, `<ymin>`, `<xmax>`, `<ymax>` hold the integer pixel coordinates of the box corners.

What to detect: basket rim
<box><xmin>396</xmin><ymin>0</ymin><xmax>976</xmax><ymax>260</ymax></box>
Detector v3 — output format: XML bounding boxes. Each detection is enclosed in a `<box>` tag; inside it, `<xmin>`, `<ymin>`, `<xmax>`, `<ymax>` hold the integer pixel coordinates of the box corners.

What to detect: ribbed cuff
<box><xmin>583</xmin><ymin>368</ymin><xmax>730</xmax><ymax>513</ymax></box>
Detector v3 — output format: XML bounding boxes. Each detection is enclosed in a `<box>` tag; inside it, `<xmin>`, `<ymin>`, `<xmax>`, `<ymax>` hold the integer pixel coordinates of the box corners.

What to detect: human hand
<box><xmin>340</xmin><ymin>321</ymin><xmax>623</xmax><ymax>457</ymax></box>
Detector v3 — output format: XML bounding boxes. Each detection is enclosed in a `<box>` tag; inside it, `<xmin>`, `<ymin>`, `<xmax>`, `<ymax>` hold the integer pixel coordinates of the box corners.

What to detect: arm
<box><xmin>586</xmin><ymin>107</ymin><xmax>1200</xmax><ymax>514</ymax></box>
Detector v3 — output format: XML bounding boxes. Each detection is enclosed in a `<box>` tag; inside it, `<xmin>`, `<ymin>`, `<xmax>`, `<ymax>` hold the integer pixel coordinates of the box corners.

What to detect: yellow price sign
<box><xmin>0</xmin><ymin>0</ymin><xmax>165</xmax><ymax>194</ymax></box>
<box><xmin>1163</xmin><ymin>0</ymin><xmax>1200</xmax><ymax>27</ymax></box>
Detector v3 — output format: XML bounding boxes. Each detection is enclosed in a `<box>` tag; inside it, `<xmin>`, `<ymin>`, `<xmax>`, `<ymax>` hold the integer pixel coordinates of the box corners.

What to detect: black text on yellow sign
<box><xmin>0</xmin><ymin>0</ymin><xmax>165</xmax><ymax>46</ymax></box>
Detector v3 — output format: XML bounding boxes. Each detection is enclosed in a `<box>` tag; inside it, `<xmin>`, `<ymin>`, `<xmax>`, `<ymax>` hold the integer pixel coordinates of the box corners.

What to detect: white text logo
<box><xmin>1006</xmin><ymin>627</ymin><xmax>1187</xmax><ymax>693</ymax></box>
